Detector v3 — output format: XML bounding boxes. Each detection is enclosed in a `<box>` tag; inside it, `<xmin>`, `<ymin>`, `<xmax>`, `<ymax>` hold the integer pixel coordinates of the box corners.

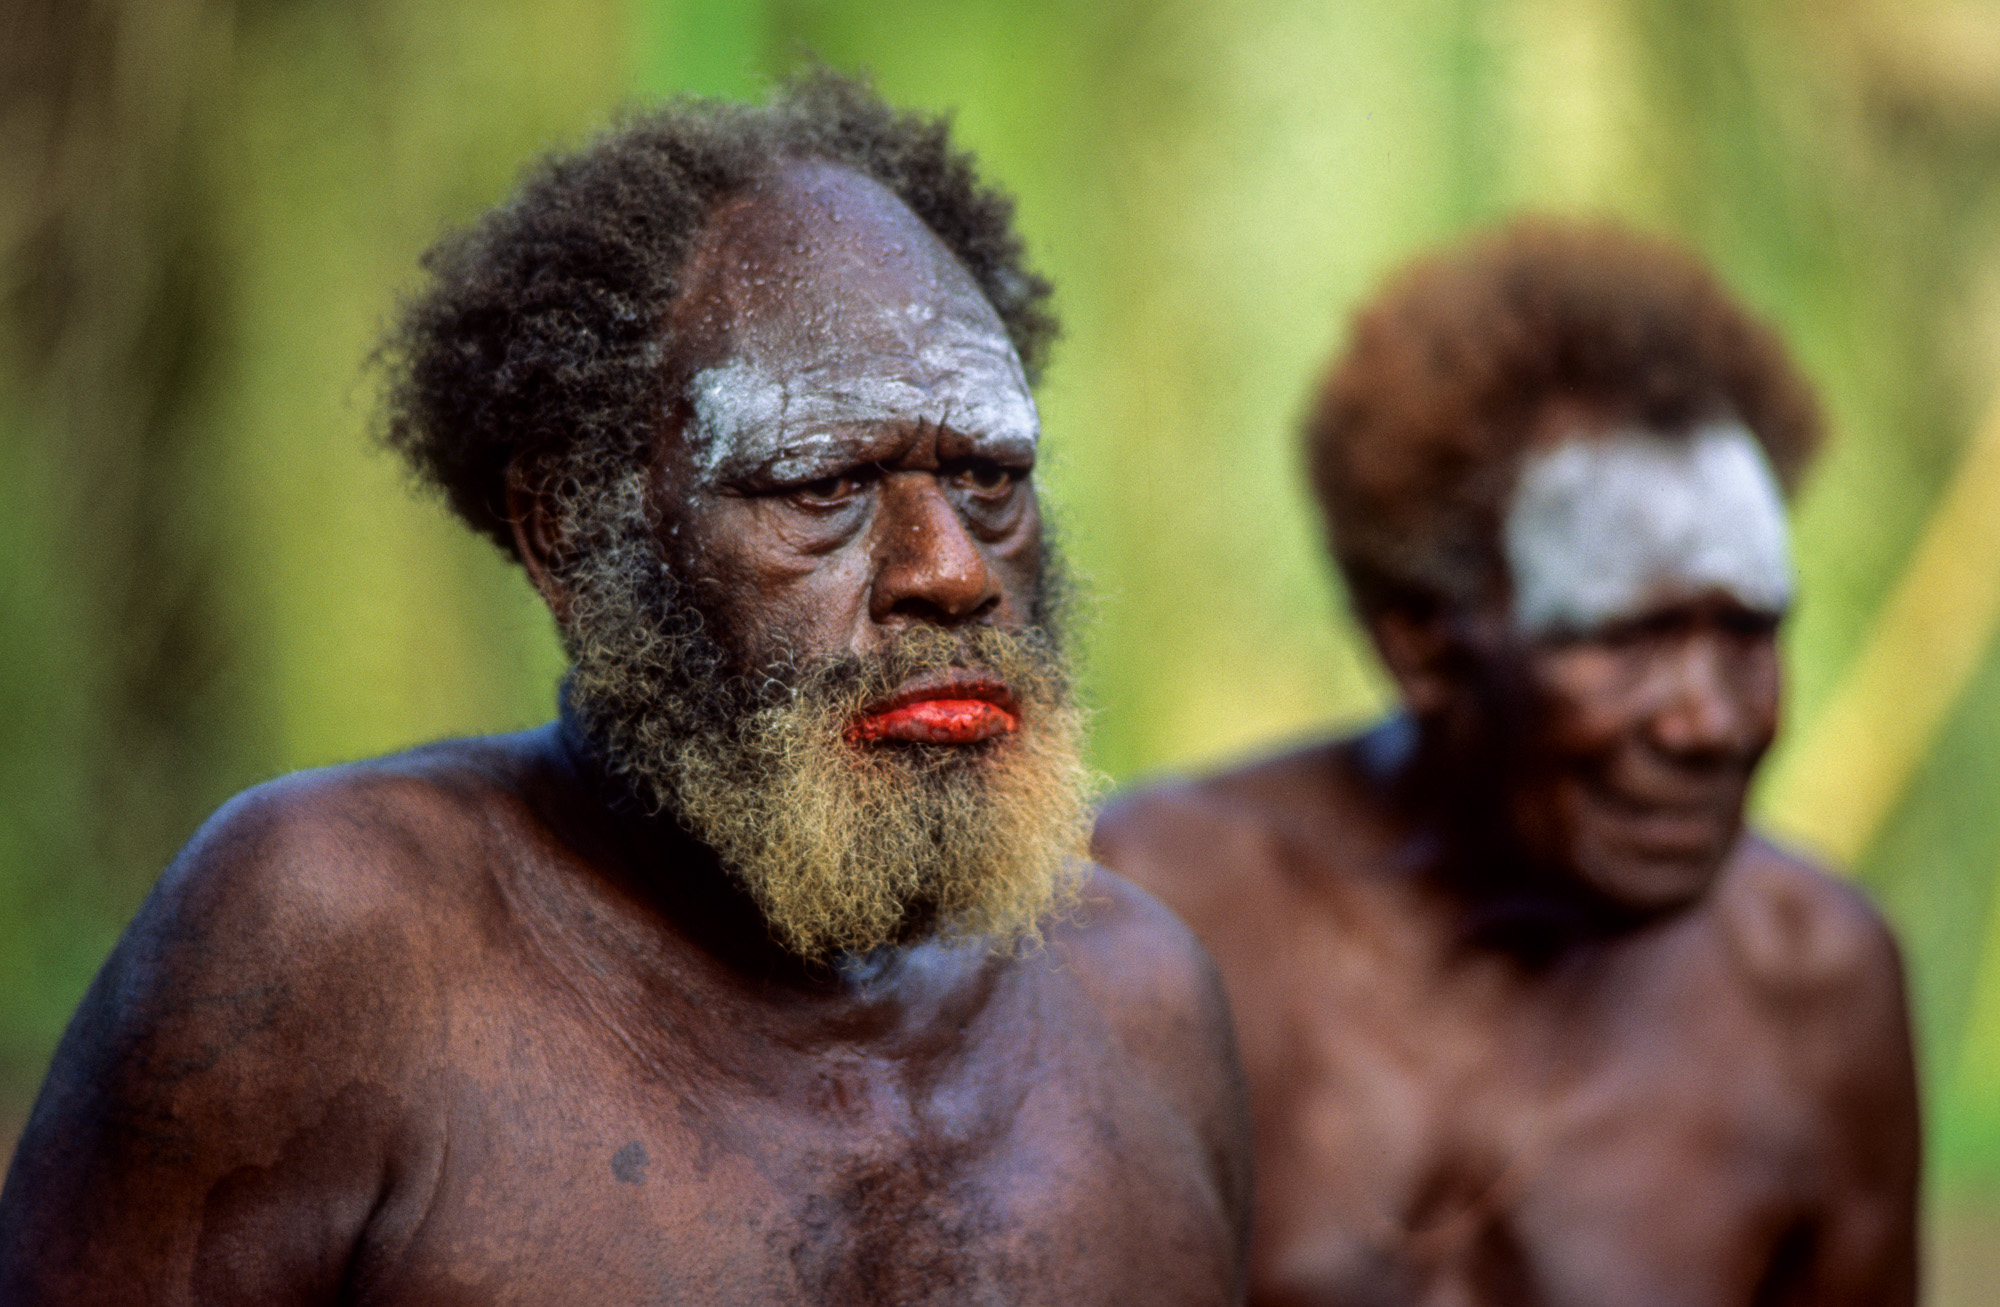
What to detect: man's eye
<box><xmin>953</xmin><ymin>463</ymin><xmax>1018</xmax><ymax>498</ymax></box>
<box><xmin>1720</xmin><ymin>608</ymin><xmax>1783</xmax><ymax>639</ymax></box>
<box><xmin>787</xmin><ymin>474</ymin><xmax>862</xmax><ymax>505</ymax></box>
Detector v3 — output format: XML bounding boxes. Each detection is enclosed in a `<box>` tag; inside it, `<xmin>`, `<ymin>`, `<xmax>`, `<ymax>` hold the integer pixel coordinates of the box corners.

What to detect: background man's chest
<box><xmin>1238</xmin><ymin>918</ymin><xmax>1821</xmax><ymax>1305</ymax></box>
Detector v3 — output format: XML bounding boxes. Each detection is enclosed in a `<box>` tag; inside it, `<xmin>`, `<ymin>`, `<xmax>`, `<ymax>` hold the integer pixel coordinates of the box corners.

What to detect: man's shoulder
<box><xmin>117</xmin><ymin>728</ymin><xmax>562</xmax><ymax>1025</ymax></box>
<box><xmin>1048</xmin><ymin>863</ymin><xmax>1217</xmax><ymax>999</ymax></box>
<box><xmin>1707</xmin><ymin>833</ymin><xmax>1907</xmax><ymax>1013</ymax></box>
<box><xmin>1039</xmin><ymin>865</ymin><xmax>1242</xmax><ymax>1086</ymax></box>
<box><xmin>0</xmin><ymin>735</ymin><xmax>558</xmax><ymax>1297</ymax></box>
<box><xmin>1042</xmin><ymin>866</ymin><xmax>1253</xmax><ymax>1222</ymax></box>
<box><xmin>1099</xmin><ymin>738</ymin><xmax>1350</xmax><ymax>836</ymax></box>
<box><xmin>1701</xmin><ymin>834</ymin><xmax>1920</xmax><ymax>1239</ymax></box>
<box><xmin>1093</xmin><ymin>735</ymin><xmax>1368</xmax><ymax>918</ymax></box>
<box><xmin>168</xmin><ymin>730</ymin><xmax>545</xmax><ymax>916</ymax></box>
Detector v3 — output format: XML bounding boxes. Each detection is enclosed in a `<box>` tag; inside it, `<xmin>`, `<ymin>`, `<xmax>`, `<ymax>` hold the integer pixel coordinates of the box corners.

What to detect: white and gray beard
<box><xmin>554</xmin><ymin>468</ymin><xmax>1093</xmax><ymax>960</ymax></box>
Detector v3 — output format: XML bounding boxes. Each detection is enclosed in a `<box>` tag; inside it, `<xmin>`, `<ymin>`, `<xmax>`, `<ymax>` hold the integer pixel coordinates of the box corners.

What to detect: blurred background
<box><xmin>4</xmin><ymin>0</ymin><xmax>2000</xmax><ymax>1296</ymax></box>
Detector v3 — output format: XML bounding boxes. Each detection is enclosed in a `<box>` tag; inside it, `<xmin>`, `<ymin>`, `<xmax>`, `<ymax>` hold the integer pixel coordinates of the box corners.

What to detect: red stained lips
<box><xmin>847</xmin><ymin>674</ymin><xmax>1021</xmax><ymax>745</ymax></box>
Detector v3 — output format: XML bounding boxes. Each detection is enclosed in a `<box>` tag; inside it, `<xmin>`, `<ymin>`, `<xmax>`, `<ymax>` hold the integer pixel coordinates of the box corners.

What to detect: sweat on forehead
<box><xmin>666</xmin><ymin>160</ymin><xmax>1039</xmax><ymax>490</ymax></box>
<box><xmin>1503</xmin><ymin>423</ymin><xmax>1793</xmax><ymax>636</ymax></box>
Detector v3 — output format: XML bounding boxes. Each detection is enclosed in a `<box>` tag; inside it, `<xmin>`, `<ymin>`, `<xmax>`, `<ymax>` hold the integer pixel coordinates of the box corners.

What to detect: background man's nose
<box><xmin>868</xmin><ymin>473</ymin><xmax>1001</xmax><ymax>626</ymax></box>
<box><xmin>1648</xmin><ymin>635</ymin><xmax>1756</xmax><ymax>758</ymax></box>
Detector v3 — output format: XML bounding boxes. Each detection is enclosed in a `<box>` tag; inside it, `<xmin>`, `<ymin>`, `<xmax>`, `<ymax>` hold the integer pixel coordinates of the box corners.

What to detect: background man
<box><xmin>1096</xmin><ymin>221</ymin><xmax>1919</xmax><ymax>1305</ymax></box>
<box><xmin>0</xmin><ymin>74</ymin><xmax>1250</xmax><ymax>1304</ymax></box>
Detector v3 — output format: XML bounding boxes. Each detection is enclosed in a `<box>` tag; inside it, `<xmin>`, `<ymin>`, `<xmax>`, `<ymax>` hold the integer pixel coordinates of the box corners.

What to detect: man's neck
<box><xmin>1358</xmin><ymin>714</ymin><xmax>1673</xmax><ymax>962</ymax></box>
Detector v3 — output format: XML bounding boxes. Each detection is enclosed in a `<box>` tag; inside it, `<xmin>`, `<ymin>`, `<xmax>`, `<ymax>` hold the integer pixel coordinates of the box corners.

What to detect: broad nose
<box><xmin>1645</xmin><ymin>633</ymin><xmax>1767</xmax><ymax>759</ymax></box>
<box><xmin>867</xmin><ymin>472</ymin><xmax>1002</xmax><ymax>628</ymax></box>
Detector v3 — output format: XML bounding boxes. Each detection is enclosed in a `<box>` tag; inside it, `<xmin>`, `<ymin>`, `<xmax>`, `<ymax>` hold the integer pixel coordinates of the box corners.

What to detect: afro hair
<box><xmin>381</xmin><ymin>69</ymin><xmax>1057</xmax><ymax>560</ymax></box>
<box><xmin>1308</xmin><ymin>218</ymin><xmax>1822</xmax><ymax>620</ymax></box>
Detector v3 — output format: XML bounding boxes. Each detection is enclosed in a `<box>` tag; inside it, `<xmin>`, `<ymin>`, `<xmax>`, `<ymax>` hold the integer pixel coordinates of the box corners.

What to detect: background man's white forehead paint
<box><xmin>1503</xmin><ymin>422</ymin><xmax>1793</xmax><ymax>636</ymax></box>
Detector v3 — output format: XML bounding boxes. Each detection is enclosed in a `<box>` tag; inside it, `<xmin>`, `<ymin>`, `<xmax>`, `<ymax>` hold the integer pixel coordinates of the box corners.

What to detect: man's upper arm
<box><xmin>1178</xmin><ymin>917</ymin><xmax>1256</xmax><ymax>1260</ymax></box>
<box><xmin>1730</xmin><ymin>849</ymin><xmax>1920</xmax><ymax>1305</ymax></box>
<box><xmin>1814</xmin><ymin>899</ymin><xmax>1921</xmax><ymax>1306</ymax></box>
<box><xmin>0</xmin><ymin>778</ymin><xmax>427</xmax><ymax>1305</ymax></box>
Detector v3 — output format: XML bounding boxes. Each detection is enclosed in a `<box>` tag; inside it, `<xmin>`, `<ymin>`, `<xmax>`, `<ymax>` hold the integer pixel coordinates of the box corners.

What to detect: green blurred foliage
<box><xmin>0</xmin><ymin>0</ymin><xmax>610</xmax><ymax>1119</ymax></box>
<box><xmin>8</xmin><ymin>0</ymin><xmax>2000</xmax><ymax>1252</ymax></box>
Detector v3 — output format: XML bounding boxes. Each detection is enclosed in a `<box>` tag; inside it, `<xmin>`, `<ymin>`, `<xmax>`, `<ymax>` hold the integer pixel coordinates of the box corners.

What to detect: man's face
<box><xmin>1503</xmin><ymin>593</ymin><xmax>1781</xmax><ymax>912</ymax></box>
<box><xmin>660</xmin><ymin>159</ymin><xmax>1044</xmax><ymax>702</ymax></box>
<box><xmin>555</xmin><ymin>160</ymin><xmax>1086</xmax><ymax>960</ymax></box>
<box><xmin>1445</xmin><ymin>421</ymin><xmax>1790</xmax><ymax>912</ymax></box>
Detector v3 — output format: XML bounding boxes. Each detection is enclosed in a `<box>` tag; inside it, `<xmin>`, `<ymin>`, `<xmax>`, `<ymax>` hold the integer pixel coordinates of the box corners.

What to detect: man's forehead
<box><xmin>673</xmin><ymin>160</ymin><xmax>1009</xmax><ymax>364</ymax></box>
<box><xmin>1503</xmin><ymin>422</ymin><xmax>1793</xmax><ymax>636</ymax></box>
<box><xmin>666</xmin><ymin>159</ymin><xmax>1038</xmax><ymax>491</ymax></box>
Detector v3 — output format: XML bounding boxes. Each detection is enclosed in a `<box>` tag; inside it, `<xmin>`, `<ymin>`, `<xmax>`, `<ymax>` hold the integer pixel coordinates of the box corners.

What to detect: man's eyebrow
<box><xmin>941</xmin><ymin>430</ymin><xmax>1037</xmax><ymax>458</ymax></box>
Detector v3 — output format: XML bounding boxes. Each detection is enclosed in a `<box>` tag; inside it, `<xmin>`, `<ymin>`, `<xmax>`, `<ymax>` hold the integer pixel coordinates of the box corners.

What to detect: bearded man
<box><xmin>0</xmin><ymin>75</ymin><xmax>1250</xmax><ymax>1305</ymax></box>
<box><xmin>1095</xmin><ymin>222</ymin><xmax>1919</xmax><ymax>1306</ymax></box>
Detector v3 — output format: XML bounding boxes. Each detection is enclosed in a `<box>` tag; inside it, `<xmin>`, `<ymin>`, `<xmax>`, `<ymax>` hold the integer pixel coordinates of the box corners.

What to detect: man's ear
<box><xmin>505</xmin><ymin>463</ymin><xmax>572</xmax><ymax>627</ymax></box>
<box><xmin>1367</xmin><ymin>607</ymin><xmax>1460</xmax><ymax>719</ymax></box>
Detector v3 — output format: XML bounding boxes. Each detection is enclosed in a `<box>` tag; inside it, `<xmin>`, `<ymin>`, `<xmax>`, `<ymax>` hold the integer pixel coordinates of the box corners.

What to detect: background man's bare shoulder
<box><xmin>1702</xmin><ymin>837</ymin><xmax>1922</xmax><ymax>1298</ymax></box>
<box><xmin>0</xmin><ymin>731</ymin><xmax>551</xmax><ymax>1304</ymax></box>
<box><xmin>1092</xmin><ymin>738</ymin><xmax>1354</xmax><ymax>931</ymax></box>
<box><xmin>1714</xmin><ymin>834</ymin><xmax>1909</xmax><ymax>1016</ymax></box>
<box><xmin>1046</xmin><ymin>866</ymin><xmax>1254</xmax><ymax>1249</ymax></box>
<box><xmin>1709</xmin><ymin>835</ymin><xmax>1919</xmax><ymax>1175</ymax></box>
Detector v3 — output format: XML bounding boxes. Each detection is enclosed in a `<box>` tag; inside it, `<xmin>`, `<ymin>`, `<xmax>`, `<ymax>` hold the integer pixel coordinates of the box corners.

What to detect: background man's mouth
<box><xmin>847</xmin><ymin>674</ymin><xmax>1021</xmax><ymax>745</ymax></box>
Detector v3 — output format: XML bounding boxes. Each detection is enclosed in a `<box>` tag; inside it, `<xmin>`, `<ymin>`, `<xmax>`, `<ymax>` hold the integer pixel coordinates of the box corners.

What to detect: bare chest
<box><xmin>1232</xmin><ymin>916</ymin><xmax>1823</xmax><ymax>1307</ymax></box>
<box><xmin>350</xmin><ymin>994</ymin><xmax>1235</xmax><ymax>1306</ymax></box>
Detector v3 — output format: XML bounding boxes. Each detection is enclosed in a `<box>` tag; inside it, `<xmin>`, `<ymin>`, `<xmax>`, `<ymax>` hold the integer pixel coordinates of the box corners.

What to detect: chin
<box><xmin>1569</xmin><ymin>826</ymin><xmax>1737</xmax><ymax>914</ymax></box>
<box><xmin>1574</xmin><ymin>855</ymin><xmax>1721</xmax><ymax>914</ymax></box>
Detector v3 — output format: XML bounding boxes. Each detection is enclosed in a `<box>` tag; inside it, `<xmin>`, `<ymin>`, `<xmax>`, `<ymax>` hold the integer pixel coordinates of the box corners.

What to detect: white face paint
<box><xmin>1503</xmin><ymin>421</ymin><xmax>1792</xmax><ymax>637</ymax></box>
<box><xmin>670</xmin><ymin>160</ymin><xmax>1041</xmax><ymax>497</ymax></box>
<box><xmin>683</xmin><ymin>303</ymin><xmax>1039</xmax><ymax>491</ymax></box>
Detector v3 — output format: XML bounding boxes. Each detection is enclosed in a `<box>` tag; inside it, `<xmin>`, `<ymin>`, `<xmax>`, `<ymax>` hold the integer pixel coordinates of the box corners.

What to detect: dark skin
<box><xmin>0</xmin><ymin>162</ymin><xmax>1251</xmax><ymax>1305</ymax></box>
<box><xmin>1098</xmin><ymin>515</ymin><xmax>1920</xmax><ymax>1305</ymax></box>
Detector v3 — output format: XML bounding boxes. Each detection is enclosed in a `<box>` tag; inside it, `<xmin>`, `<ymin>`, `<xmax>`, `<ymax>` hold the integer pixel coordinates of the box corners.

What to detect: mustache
<box><xmin>737</xmin><ymin>624</ymin><xmax>1067</xmax><ymax>716</ymax></box>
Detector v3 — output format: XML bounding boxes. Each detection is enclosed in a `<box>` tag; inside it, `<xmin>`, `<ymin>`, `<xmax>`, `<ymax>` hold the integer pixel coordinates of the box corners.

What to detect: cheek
<box><xmin>987</xmin><ymin>495</ymin><xmax>1045</xmax><ymax>611</ymax></box>
<box><xmin>1746</xmin><ymin>643</ymin><xmax>1782</xmax><ymax>704</ymax></box>
<box><xmin>736</xmin><ymin>564</ymin><xmax>872</xmax><ymax>653</ymax></box>
<box><xmin>676</xmin><ymin>503</ymin><xmax>876</xmax><ymax>658</ymax></box>
<box><xmin>1732</xmin><ymin>645</ymin><xmax>1784</xmax><ymax>742</ymax></box>
<box><xmin>1524</xmin><ymin>651</ymin><xmax>1637</xmax><ymax>755</ymax></box>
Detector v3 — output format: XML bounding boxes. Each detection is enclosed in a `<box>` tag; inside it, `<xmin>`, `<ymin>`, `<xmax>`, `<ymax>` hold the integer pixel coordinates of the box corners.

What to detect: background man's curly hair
<box><xmin>381</xmin><ymin>69</ymin><xmax>1058</xmax><ymax>560</ymax></box>
<box><xmin>1308</xmin><ymin>219</ymin><xmax>1823</xmax><ymax>620</ymax></box>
